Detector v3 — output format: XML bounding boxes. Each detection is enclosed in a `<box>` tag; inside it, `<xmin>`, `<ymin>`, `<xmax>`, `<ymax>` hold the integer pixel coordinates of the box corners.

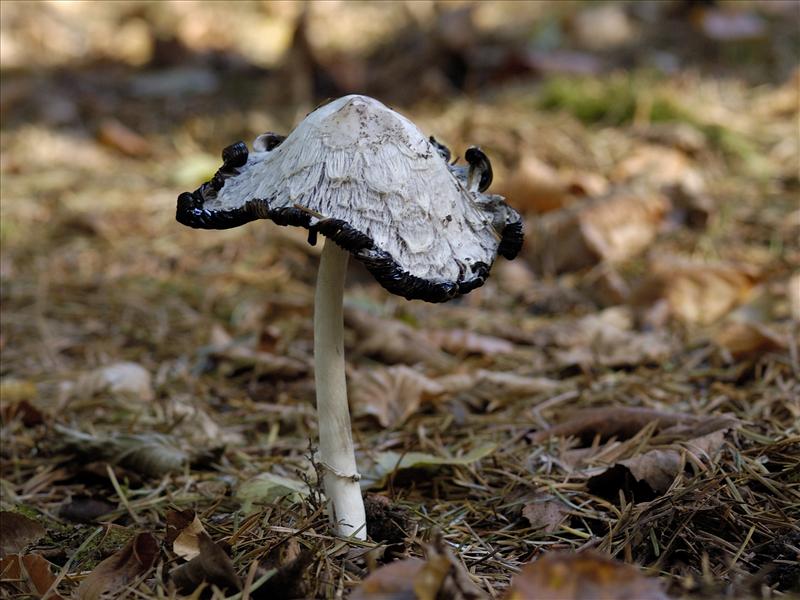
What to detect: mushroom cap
<box><xmin>177</xmin><ymin>95</ymin><xmax>523</xmax><ymax>302</ymax></box>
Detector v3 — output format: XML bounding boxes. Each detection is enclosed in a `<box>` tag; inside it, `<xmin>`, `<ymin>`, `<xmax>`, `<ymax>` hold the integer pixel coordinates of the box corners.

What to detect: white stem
<box><xmin>314</xmin><ymin>239</ymin><xmax>367</xmax><ymax>539</ymax></box>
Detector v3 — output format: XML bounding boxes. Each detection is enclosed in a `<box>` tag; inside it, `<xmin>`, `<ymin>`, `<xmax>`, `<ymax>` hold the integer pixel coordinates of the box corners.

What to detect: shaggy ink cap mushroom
<box><xmin>176</xmin><ymin>95</ymin><xmax>523</xmax><ymax>302</ymax></box>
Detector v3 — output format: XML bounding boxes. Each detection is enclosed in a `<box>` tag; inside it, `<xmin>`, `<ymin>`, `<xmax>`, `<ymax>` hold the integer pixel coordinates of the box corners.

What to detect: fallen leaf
<box><xmin>209</xmin><ymin>343</ymin><xmax>308</xmax><ymax>378</ymax></box>
<box><xmin>0</xmin><ymin>398</ymin><xmax>44</xmax><ymax>427</ymax></box>
<box><xmin>0</xmin><ymin>512</ymin><xmax>45</xmax><ymax>557</ymax></box>
<box><xmin>362</xmin><ymin>444</ymin><xmax>496</xmax><ymax>489</ymax></box>
<box><xmin>346</xmin><ymin>308</ymin><xmax>452</xmax><ymax>370</ymax></box>
<box><xmin>254</xmin><ymin>538</ymin><xmax>315</xmax><ymax>600</ymax></box>
<box><xmin>166</xmin><ymin>397</ymin><xmax>244</xmax><ymax>446</ymax></box>
<box><xmin>579</xmin><ymin>265</ymin><xmax>630</xmax><ymax>307</ymax></box>
<box><xmin>632</xmin><ymin>258</ymin><xmax>760</xmax><ymax>325</ymax></box>
<box><xmin>612</xmin><ymin>145</ymin><xmax>704</xmax><ymax>193</ymax></box>
<box><xmin>789</xmin><ymin>272</ymin><xmax>800</xmax><ymax>321</ymax></box>
<box><xmin>438</xmin><ymin>370</ymin><xmax>561</xmax><ymax>407</ymax></box>
<box><xmin>352</xmin><ymin>535</ymin><xmax>484</xmax><ymax>600</ymax></box>
<box><xmin>351</xmin><ymin>558</ymin><xmax>427</xmax><ymax>599</ymax></box>
<box><xmin>97</xmin><ymin>119</ymin><xmax>151</xmax><ymax>157</ymax></box>
<box><xmin>0</xmin><ymin>553</ymin><xmax>64</xmax><ymax>599</ymax></box>
<box><xmin>202</xmin><ymin>323</ymin><xmax>308</xmax><ymax>378</ymax></box>
<box><xmin>587</xmin><ymin>420</ymin><xmax>735</xmax><ymax>501</ymax></box>
<box><xmin>545</xmin><ymin>307</ymin><xmax>675</xmax><ymax>368</ymax></box>
<box><xmin>530</xmin><ymin>191</ymin><xmax>670</xmax><ymax>274</ymax></box>
<box><xmin>55</xmin><ymin>425</ymin><xmax>209</xmax><ymax>477</ymax></box>
<box><xmin>529</xmin><ymin>407</ymin><xmax>697</xmax><ymax>445</ymax></box>
<box><xmin>714</xmin><ymin>320</ymin><xmax>787</xmax><ymax>358</ymax></box>
<box><xmin>168</xmin><ymin>511</ymin><xmax>208</xmax><ymax>561</ymax></box>
<box><xmin>76</xmin><ymin>532</ymin><xmax>159</xmax><ymax>600</ymax></box>
<box><xmin>350</xmin><ymin>365</ymin><xmax>446</xmax><ymax>428</ymax></box>
<box><xmin>497</xmin><ymin>154</ymin><xmax>574</xmax><ymax>213</ymax></box>
<box><xmin>426</xmin><ymin>329</ymin><xmax>514</xmax><ymax>356</ymax></box>
<box><xmin>169</xmin><ymin>532</ymin><xmax>241</xmax><ymax>596</ymax></box>
<box><xmin>506</xmin><ymin>551</ymin><xmax>668</xmax><ymax>600</ymax></box>
<box><xmin>522</xmin><ymin>499</ymin><xmax>568</xmax><ymax>533</ymax></box>
<box><xmin>236</xmin><ymin>473</ymin><xmax>309</xmax><ymax>513</ymax></box>
<box><xmin>76</xmin><ymin>362</ymin><xmax>154</xmax><ymax>403</ymax></box>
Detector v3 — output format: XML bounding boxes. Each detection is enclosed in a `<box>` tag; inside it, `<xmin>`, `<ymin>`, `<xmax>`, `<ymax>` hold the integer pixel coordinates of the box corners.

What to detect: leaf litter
<box><xmin>1</xmin><ymin>2</ymin><xmax>798</xmax><ymax>598</ymax></box>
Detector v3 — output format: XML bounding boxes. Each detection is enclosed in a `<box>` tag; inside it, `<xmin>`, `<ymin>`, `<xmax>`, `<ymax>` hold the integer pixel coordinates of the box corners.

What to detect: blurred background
<box><xmin>1</xmin><ymin>1</ymin><xmax>798</xmax><ymax>597</ymax></box>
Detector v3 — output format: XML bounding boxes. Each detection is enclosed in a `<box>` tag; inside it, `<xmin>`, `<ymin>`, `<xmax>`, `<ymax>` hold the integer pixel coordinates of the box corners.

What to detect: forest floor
<box><xmin>1</xmin><ymin>2</ymin><xmax>798</xmax><ymax>599</ymax></box>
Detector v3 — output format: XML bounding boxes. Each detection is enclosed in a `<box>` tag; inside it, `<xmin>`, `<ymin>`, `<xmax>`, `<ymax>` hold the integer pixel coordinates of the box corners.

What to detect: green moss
<box><xmin>538</xmin><ymin>74</ymin><xmax>767</xmax><ymax>173</ymax></box>
<box><xmin>538</xmin><ymin>74</ymin><xmax>689</xmax><ymax>126</ymax></box>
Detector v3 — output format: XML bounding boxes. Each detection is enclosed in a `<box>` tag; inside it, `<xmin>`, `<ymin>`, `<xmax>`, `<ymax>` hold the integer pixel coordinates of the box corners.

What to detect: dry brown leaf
<box><xmin>438</xmin><ymin>370</ymin><xmax>561</xmax><ymax>407</ymax></box>
<box><xmin>0</xmin><ymin>398</ymin><xmax>44</xmax><ymax>427</ymax></box>
<box><xmin>497</xmin><ymin>154</ymin><xmax>576</xmax><ymax>213</ymax></box>
<box><xmin>522</xmin><ymin>499</ymin><xmax>568</xmax><ymax>533</ymax></box>
<box><xmin>169</xmin><ymin>532</ymin><xmax>241</xmax><ymax>596</ymax></box>
<box><xmin>0</xmin><ymin>553</ymin><xmax>64</xmax><ymax>599</ymax></box>
<box><xmin>351</xmin><ymin>537</ymin><xmax>484</xmax><ymax>600</ymax></box>
<box><xmin>255</xmin><ymin>537</ymin><xmax>314</xmax><ymax>599</ymax></box>
<box><xmin>211</xmin><ymin>344</ymin><xmax>308</xmax><ymax>377</ymax></box>
<box><xmin>548</xmin><ymin>307</ymin><xmax>674</xmax><ymax>368</ymax></box>
<box><xmin>0</xmin><ymin>512</ymin><xmax>45</xmax><ymax>557</ymax></box>
<box><xmin>350</xmin><ymin>365</ymin><xmax>446</xmax><ymax>428</ymax></box>
<box><xmin>622</xmin><ymin>427</ymin><xmax>730</xmax><ymax>493</ymax></box>
<box><xmin>714</xmin><ymin>320</ymin><xmax>787</xmax><ymax>358</ymax></box>
<box><xmin>586</xmin><ymin>419</ymin><xmax>735</xmax><ymax>500</ymax></box>
<box><xmin>76</xmin><ymin>532</ymin><xmax>159</xmax><ymax>600</ymax></box>
<box><xmin>529</xmin><ymin>407</ymin><xmax>696</xmax><ymax>445</ymax></box>
<box><xmin>346</xmin><ymin>308</ymin><xmax>452</xmax><ymax>369</ymax></box>
<box><xmin>350</xmin><ymin>558</ymin><xmax>426</xmax><ymax>599</ymax></box>
<box><xmin>426</xmin><ymin>329</ymin><xmax>514</xmax><ymax>355</ymax></box>
<box><xmin>530</xmin><ymin>191</ymin><xmax>670</xmax><ymax>274</ymax></box>
<box><xmin>612</xmin><ymin>145</ymin><xmax>704</xmax><ymax>193</ymax></box>
<box><xmin>97</xmin><ymin>118</ymin><xmax>151</xmax><ymax>157</ymax></box>
<box><xmin>633</xmin><ymin>257</ymin><xmax>760</xmax><ymax>325</ymax></box>
<box><xmin>789</xmin><ymin>272</ymin><xmax>800</xmax><ymax>321</ymax></box>
<box><xmin>506</xmin><ymin>551</ymin><xmax>668</xmax><ymax>600</ymax></box>
<box><xmin>170</xmin><ymin>512</ymin><xmax>207</xmax><ymax>561</ymax></box>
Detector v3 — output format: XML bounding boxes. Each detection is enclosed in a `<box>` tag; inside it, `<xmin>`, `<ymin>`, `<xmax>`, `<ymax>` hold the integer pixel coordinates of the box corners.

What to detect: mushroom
<box><xmin>176</xmin><ymin>95</ymin><xmax>523</xmax><ymax>539</ymax></box>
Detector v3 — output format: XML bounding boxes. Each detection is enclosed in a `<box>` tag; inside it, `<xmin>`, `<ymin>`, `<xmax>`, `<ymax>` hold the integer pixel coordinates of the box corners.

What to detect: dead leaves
<box><xmin>77</xmin><ymin>532</ymin><xmax>159</xmax><ymax>600</ymax></box>
<box><xmin>205</xmin><ymin>324</ymin><xmax>308</xmax><ymax>378</ymax></box>
<box><xmin>361</xmin><ymin>444</ymin><xmax>496</xmax><ymax>489</ymax></box>
<box><xmin>351</xmin><ymin>365</ymin><xmax>561</xmax><ymax>429</ymax></box>
<box><xmin>506</xmin><ymin>551</ymin><xmax>667</xmax><ymax>600</ymax></box>
<box><xmin>0</xmin><ymin>512</ymin><xmax>45</xmax><ymax>557</ymax></box>
<box><xmin>55</xmin><ymin>425</ymin><xmax>213</xmax><ymax>478</ymax></box>
<box><xmin>352</xmin><ymin>536</ymin><xmax>484</xmax><ymax>600</ymax></box>
<box><xmin>713</xmin><ymin>320</ymin><xmax>787</xmax><ymax>359</ymax></box>
<box><xmin>540</xmin><ymin>307</ymin><xmax>675</xmax><ymax>368</ymax></box>
<box><xmin>350</xmin><ymin>365</ymin><xmax>445</xmax><ymax>428</ymax></box>
<box><xmin>0</xmin><ymin>553</ymin><xmax>63</xmax><ymax>599</ymax></box>
<box><xmin>534</xmin><ymin>407</ymin><xmax>738</xmax><ymax>502</ymax></box>
<box><xmin>169</xmin><ymin>532</ymin><xmax>241</xmax><ymax>596</ymax></box>
<box><xmin>166</xmin><ymin>509</ymin><xmax>207</xmax><ymax>561</ymax></box>
<box><xmin>521</xmin><ymin>499</ymin><xmax>568</xmax><ymax>533</ymax></box>
<box><xmin>633</xmin><ymin>258</ymin><xmax>760</xmax><ymax>326</ymax></box>
<box><xmin>530</xmin><ymin>191</ymin><xmax>670</xmax><ymax>274</ymax></box>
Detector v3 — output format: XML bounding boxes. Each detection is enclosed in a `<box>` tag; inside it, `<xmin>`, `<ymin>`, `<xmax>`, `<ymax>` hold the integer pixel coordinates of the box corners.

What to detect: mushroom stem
<box><xmin>314</xmin><ymin>239</ymin><xmax>367</xmax><ymax>539</ymax></box>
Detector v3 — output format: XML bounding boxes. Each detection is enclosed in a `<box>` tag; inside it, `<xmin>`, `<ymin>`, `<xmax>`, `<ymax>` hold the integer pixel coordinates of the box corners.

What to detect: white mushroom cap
<box><xmin>177</xmin><ymin>95</ymin><xmax>522</xmax><ymax>302</ymax></box>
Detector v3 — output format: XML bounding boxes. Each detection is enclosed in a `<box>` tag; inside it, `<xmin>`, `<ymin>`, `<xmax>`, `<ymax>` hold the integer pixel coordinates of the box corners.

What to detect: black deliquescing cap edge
<box><xmin>176</xmin><ymin>141</ymin><xmax>522</xmax><ymax>303</ymax></box>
